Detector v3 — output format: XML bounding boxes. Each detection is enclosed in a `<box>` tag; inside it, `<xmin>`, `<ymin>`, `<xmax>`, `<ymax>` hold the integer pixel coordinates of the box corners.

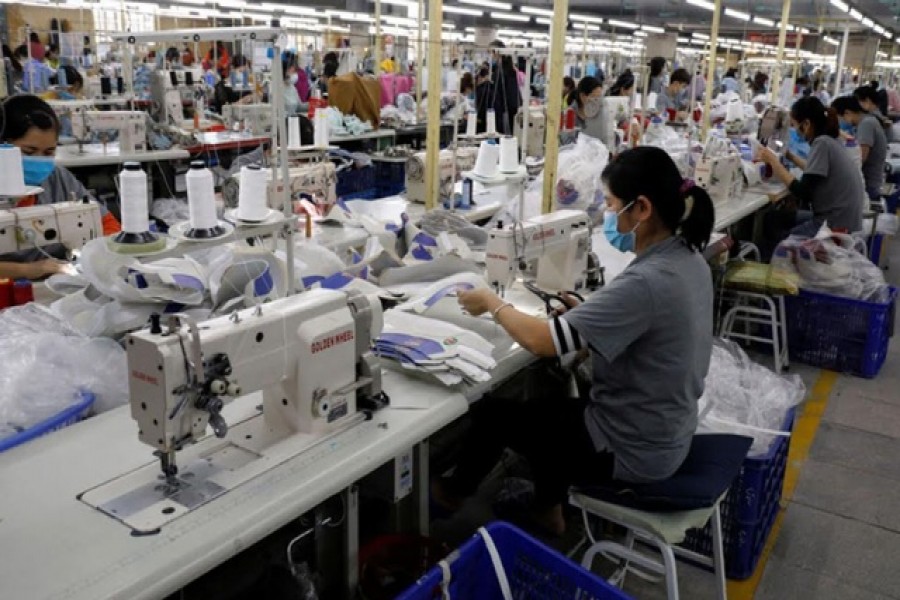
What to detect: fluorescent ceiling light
<box><xmin>535</xmin><ymin>17</ymin><xmax>551</xmax><ymax>25</ymax></box>
<box><xmin>491</xmin><ymin>11</ymin><xmax>529</xmax><ymax>21</ymax></box>
<box><xmin>823</xmin><ymin>36</ymin><xmax>839</xmax><ymax>45</ymax></box>
<box><xmin>572</xmin><ymin>23</ymin><xmax>600</xmax><ymax>31</ymax></box>
<box><xmin>641</xmin><ymin>24</ymin><xmax>664</xmax><ymax>33</ymax></box>
<box><xmin>849</xmin><ymin>8</ymin><xmax>862</xmax><ymax>20</ymax></box>
<box><xmin>724</xmin><ymin>8</ymin><xmax>750</xmax><ymax>21</ymax></box>
<box><xmin>885</xmin><ymin>32</ymin><xmax>894</xmax><ymax>40</ymax></box>
<box><xmin>570</xmin><ymin>13</ymin><xmax>604</xmax><ymax>23</ymax></box>
<box><xmin>829</xmin><ymin>0</ymin><xmax>849</xmax><ymax>11</ymax></box>
<box><xmin>862</xmin><ymin>17</ymin><xmax>874</xmax><ymax>27</ymax></box>
<box><xmin>633</xmin><ymin>30</ymin><xmax>647</xmax><ymax>37</ymax></box>
<box><xmin>692</xmin><ymin>32</ymin><xmax>710</xmax><ymax>39</ymax></box>
<box><xmin>607</xmin><ymin>19</ymin><xmax>639</xmax><ymax>29</ymax></box>
<box><xmin>686</xmin><ymin>0</ymin><xmax>716</xmax><ymax>11</ymax></box>
<box><xmin>677</xmin><ymin>37</ymin><xmax>690</xmax><ymax>43</ymax></box>
<box><xmin>443</xmin><ymin>5</ymin><xmax>483</xmax><ymax>15</ymax></box>
<box><xmin>776</xmin><ymin>21</ymin><xmax>795</xmax><ymax>31</ymax></box>
<box><xmin>521</xmin><ymin>6</ymin><xmax>553</xmax><ymax>16</ymax></box>
<box><xmin>753</xmin><ymin>16</ymin><xmax>774</xmax><ymax>26</ymax></box>
<box><xmin>459</xmin><ymin>0</ymin><xmax>511</xmax><ymax>10</ymax></box>
<box><xmin>874</xmin><ymin>24</ymin><xmax>885</xmax><ymax>34</ymax></box>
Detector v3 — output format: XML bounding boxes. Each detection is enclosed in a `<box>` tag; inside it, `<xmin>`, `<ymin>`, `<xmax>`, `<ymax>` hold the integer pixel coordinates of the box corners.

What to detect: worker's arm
<box><xmin>457</xmin><ymin>289</ymin><xmax>558</xmax><ymax>357</ymax></box>
<box><xmin>860</xmin><ymin>144</ymin><xmax>871</xmax><ymax>163</ymax></box>
<box><xmin>0</xmin><ymin>259</ymin><xmax>66</xmax><ymax>280</ymax></box>
<box><xmin>784</xmin><ymin>149</ymin><xmax>808</xmax><ymax>170</ymax></box>
<box><xmin>757</xmin><ymin>146</ymin><xmax>797</xmax><ymax>195</ymax></box>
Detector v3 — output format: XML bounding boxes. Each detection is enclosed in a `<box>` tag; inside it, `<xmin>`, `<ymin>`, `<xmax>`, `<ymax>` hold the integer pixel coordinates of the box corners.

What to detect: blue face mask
<box><xmin>22</xmin><ymin>155</ymin><xmax>56</xmax><ymax>186</ymax></box>
<box><xmin>789</xmin><ymin>126</ymin><xmax>804</xmax><ymax>144</ymax></box>
<box><xmin>839</xmin><ymin>119</ymin><xmax>855</xmax><ymax>134</ymax></box>
<box><xmin>602</xmin><ymin>203</ymin><xmax>636</xmax><ymax>252</ymax></box>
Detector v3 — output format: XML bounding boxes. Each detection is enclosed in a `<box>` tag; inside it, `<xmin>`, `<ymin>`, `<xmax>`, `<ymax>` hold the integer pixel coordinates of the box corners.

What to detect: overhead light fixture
<box><xmin>535</xmin><ymin>16</ymin><xmax>551</xmax><ymax>25</ymax></box>
<box><xmin>862</xmin><ymin>17</ymin><xmax>874</xmax><ymax>27</ymax></box>
<box><xmin>724</xmin><ymin>8</ymin><xmax>750</xmax><ymax>21</ymax></box>
<box><xmin>753</xmin><ymin>16</ymin><xmax>775</xmax><ymax>26</ymax></box>
<box><xmin>885</xmin><ymin>32</ymin><xmax>894</xmax><ymax>39</ymax></box>
<box><xmin>692</xmin><ymin>32</ymin><xmax>710</xmax><ymax>39</ymax></box>
<box><xmin>686</xmin><ymin>0</ymin><xmax>716</xmax><ymax>11</ymax></box>
<box><xmin>570</xmin><ymin>13</ymin><xmax>604</xmax><ymax>23</ymax></box>
<box><xmin>677</xmin><ymin>36</ymin><xmax>690</xmax><ymax>43</ymax></box>
<box><xmin>443</xmin><ymin>5</ymin><xmax>483</xmax><ymax>15</ymax></box>
<box><xmin>459</xmin><ymin>0</ymin><xmax>511</xmax><ymax>10</ymax></box>
<box><xmin>849</xmin><ymin>8</ymin><xmax>862</xmax><ymax>20</ymax></box>
<box><xmin>823</xmin><ymin>35</ymin><xmax>840</xmax><ymax>45</ymax></box>
<box><xmin>829</xmin><ymin>0</ymin><xmax>849</xmax><ymax>11</ymax></box>
<box><xmin>572</xmin><ymin>23</ymin><xmax>600</xmax><ymax>31</ymax></box>
<box><xmin>490</xmin><ymin>11</ymin><xmax>529</xmax><ymax>21</ymax></box>
<box><xmin>634</xmin><ymin>30</ymin><xmax>648</xmax><ymax>37</ymax></box>
<box><xmin>607</xmin><ymin>18</ymin><xmax>639</xmax><ymax>29</ymax></box>
<box><xmin>776</xmin><ymin>21</ymin><xmax>795</xmax><ymax>31</ymax></box>
<box><xmin>641</xmin><ymin>24</ymin><xmax>665</xmax><ymax>33</ymax></box>
<box><xmin>521</xmin><ymin>6</ymin><xmax>553</xmax><ymax>16</ymax></box>
<box><xmin>799</xmin><ymin>27</ymin><xmax>810</xmax><ymax>34</ymax></box>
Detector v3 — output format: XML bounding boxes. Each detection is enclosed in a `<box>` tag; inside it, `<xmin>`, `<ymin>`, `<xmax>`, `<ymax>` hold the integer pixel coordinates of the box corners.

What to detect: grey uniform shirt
<box><xmin>34</xmin><ymin>166</ymin><xmax>111</xmax><ymax>216</ymax></box>
<box><xmin>856</xmin><ymin>113</ymin><xmax>887</xmax><ymax>194</ymax></box>
<box><xmin>553</xmin><ymin>236</ymin><xmax>713</xmax><ymax>483</ymax></box>
<box><xmin>804</xmin><ymin>135</ymin><xmax>864</xmax><ymax>232</ymax></box>
<box><xmin>655</xmin><ymin>88</ymin><xmax>681</xmax><ymax>114</ymax></box>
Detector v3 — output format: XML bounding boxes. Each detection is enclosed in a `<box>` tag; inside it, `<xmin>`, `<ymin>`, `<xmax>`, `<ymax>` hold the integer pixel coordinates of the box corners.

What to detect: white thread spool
<box><xmin>237</xmin><ymin>165</ymin><xmax>270</xmax><ymax>221</ymax></box>
<box><xmin>314</xmin><ymin>111</ymin><xmax>330</xmax><ymax>147</ymax></box>
<box><xmin>288</xmin><ymin>116</ymin><xmax>301</xmax><ymax>148</ymax></box>
<box><xmin>466</xmin><ymin>110</ymin><xmax>477</xmax><ymax>137</ymax></box>
<box><xmin>473</xmin><ymin>140</ymin><xmax>499</xmax><ymax>178</ymax></box>
<box><xmin>186</xmin><ymin>161</ymin><xmax>219</xmax><ymax>230</ymax></box>
<box><xmin>0</xmin><ymin>145</ymin><xmax>27</xmax><ymax>195</ymax></box>
<box><xmin>499</xmin><ymin>136</ymin><xmax>519</xmax><ymax>173</ymax></box>
<box><xmin>119</xmin><ymin>162</ymin><xmax>150</xmax><ymax>233</ymax></box>
<box><xmin>486</xmin><ymin>109</ymin><xmax>496</xmax><ymax>135</ymax></box>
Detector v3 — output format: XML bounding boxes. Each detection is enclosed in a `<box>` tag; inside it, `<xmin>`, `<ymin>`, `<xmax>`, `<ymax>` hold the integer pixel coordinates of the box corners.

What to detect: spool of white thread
<box><xmin>314</xmin><ymin>111</ymin><xmax>330</xmax><ymax>147</ymax></box>
<box><xmin>0</xmin><ymin>145</ymin><xmax>28</xmax><ymax>195</ymax></box>
<box><xmin>237</xmin><ymin>165</ymin><xmax>270</xmax><ymax>221</ymax></box>
<box><xmin>472</xmin><ymin>140</ymin><xmax>499</xmax><ymax>178</ymax></box>
<box><xmin>288</xmin><ymin>116</ymin><xmax>301</xmax><ymax>148</ymax></box>
<box><xmin>466</xmin><ymin>111</ymin><xmax>477</xmax><ymax>137</ymax></box>
<box><xmin>499</xmin><ymin>136</ymin><xmax>519</xmax><ymax>173</ymax></box>
<box><xmin>486</xmin><ymin>109</ymin><xmax>496</xmax><ymax>135</ymax></box>
<box><xmin>119</xmin><ymin>162</ymin><xmax>150</xmax><ymax>233</ymax></box>
<box><xmin>186</xmin><ymin>161</ymin><xmax>219</xmax><ymax>230</ymax></box>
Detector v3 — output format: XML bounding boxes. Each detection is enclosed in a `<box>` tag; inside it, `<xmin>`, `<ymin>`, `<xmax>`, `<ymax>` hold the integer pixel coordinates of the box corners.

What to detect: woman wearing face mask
<box><xmin>656</xmin><ymin>68</ymin><xmax>691</xmax><ymax>121</ymax></box>
<box><xmin>0</xmin><ymin>95</ymin><xmax>120</xmax><ymax>279</ymax></box>
<box><xmin>567</xmin><ymin>76</ymin><xmax>603</xmax><ymax>138</ymax></box>
<box><xmin>431</xmin><ymin>146</ymin><xmax>716</xmax><ymax>536</ymax></box>
<box><xmin>756</xmin><ymin>96</ymin><xmax>863</xmax><ymax>241</ymax></box>
<box><xmin>648</xmin><ymin>57</ymin><xmax>666</xmax><ymax>95</ymax></box>
<box><xmin>606</xmin><ymin>70</ymin><xmax>634</xmax><ymax>98</ymax></box>
<box><xmin>854</xmin><ymin>85</ymin><xmax>894</xmax><ymax>142</ymax></box>
<box><xmin>833</xmin><ymin>96</ymin><xmax>887</xmax><ymax>202</ymax></box>
<box><xmin>283</xmin><ymin>60</ymin><xmax>303</xmax><ymax>116</ymax></box>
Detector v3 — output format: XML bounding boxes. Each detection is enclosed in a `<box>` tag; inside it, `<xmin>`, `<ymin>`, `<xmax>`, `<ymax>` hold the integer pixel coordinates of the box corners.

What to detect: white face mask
<box><xmin>583</xmin><ymin>96</ymin><xmax>602</xmax><ymax>119</ymax></box>
<box><xmin>289</xmin><ymin>73</ymin><xmax>299</xmax><ymax>85</ymax></box>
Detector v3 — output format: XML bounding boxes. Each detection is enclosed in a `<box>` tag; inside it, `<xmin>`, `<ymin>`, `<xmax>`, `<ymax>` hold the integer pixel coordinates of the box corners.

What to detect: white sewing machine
<box><xmin>222</xmin><ymin>103</ymin><xmax>274</xmax><ymax>136</ymax></box>
<box><xmin>70</xmin><ymin>110</ymin><xmax>148</xmax><ymax>153</ymax></box>
<box><xmin>514</xmin><ymin>107</ymin><xmax>546</xmax><ymax>158</ymax></box>
<box><xmin>485</xmin><ymin>209</ymin><xmax>592</xmax><ymax>293</ymax></box>
<box><xmin>0</xmin><ymin>201</ymin><xmax>103</xmax><ymax>255</ymax></box>
<box><xmin>79</xmin><ymin>289</ymin><xmax>387</xmax><ymax>533</ymax></box>
<box><xmin>405</xmin><ymin>147</ymin><xmax>478</xmax><ymax>204</ymax></box>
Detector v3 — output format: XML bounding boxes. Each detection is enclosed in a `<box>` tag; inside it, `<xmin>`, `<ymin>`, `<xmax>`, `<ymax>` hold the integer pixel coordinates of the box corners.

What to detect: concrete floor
<box><xmin>430</xmin><ymin>238</ymin><xmax>900</xmax><ymax>600</ymax></box>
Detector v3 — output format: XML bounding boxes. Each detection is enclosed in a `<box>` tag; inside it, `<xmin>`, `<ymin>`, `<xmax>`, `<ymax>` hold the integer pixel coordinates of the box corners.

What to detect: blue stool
<box><xmin>569</xmin><ymin>434</ymin><xmax>752</xmax><ymax>600</ymax></box>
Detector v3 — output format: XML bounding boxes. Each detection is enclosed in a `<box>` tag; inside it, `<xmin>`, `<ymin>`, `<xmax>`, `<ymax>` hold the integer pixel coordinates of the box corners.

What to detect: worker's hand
<box><xmin>754</xmin><ymin>146</ymin><xmax>779</xmax><ymax>167</ymax></box>
<box><xmin>676</xmin><ymin>111</ymin><xmax>690</xmax><ymax>122</ymax></box>
<box><xmin>26</xmin><ymin>259</ymin><xmax>68</xmax><ymax>280</ymax></box>
<box><xmin>457</xmin><ymin>288</ymin><xmax>500</xmax><ymax>317</ymax></box>
<box><xmin>550</xmin><ymin>292</ymin><xmax>582</xmax><ymax>317</ymax></box>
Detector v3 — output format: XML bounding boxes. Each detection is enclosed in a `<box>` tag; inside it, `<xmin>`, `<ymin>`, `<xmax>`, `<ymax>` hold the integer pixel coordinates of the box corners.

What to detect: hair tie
<box><xmin>679</xmin><ymin>178</ymin><xmax>695</xmax><ymax>195</ymax></box>
<box><xmin>680</xmin><ymin>195</ymin><xmax>695</xmax><ymax>223</ymax></box>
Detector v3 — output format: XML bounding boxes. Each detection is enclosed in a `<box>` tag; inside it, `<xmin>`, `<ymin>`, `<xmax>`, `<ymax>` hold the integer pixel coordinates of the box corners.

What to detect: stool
<box><xmin>717</xmin><ymin>244</ymin><xmax>794</xmax><ymax>373</ymax></box>
<box><xmin>570</xmin><ymin>434</ymin><xmax>752</xmax><ymax>600</ymax></box>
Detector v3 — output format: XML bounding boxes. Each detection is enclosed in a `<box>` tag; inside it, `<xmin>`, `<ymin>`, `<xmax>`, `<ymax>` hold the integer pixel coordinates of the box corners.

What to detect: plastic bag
<box><xmin>697</xmin><ymin>339</ymin><xmax>805</xmax><ymax>456</ymax></box>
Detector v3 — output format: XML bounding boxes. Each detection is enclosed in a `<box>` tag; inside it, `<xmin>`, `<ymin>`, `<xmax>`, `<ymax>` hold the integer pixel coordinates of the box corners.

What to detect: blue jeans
<box><xmin>789</xmin><ymin>210</ymin><xmax>819</xmax><ymax>237</ymax></box>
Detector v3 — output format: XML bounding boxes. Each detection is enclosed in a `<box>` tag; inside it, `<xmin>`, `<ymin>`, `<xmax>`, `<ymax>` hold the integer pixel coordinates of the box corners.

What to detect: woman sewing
<box><xmin>0</xmin><ymin>95</ymin><xmax>120</xmax><ymax>279</ymax></box>
<box><xmin>432</xmin><ymin>147</ymin><xmax>716</xmax><ymax>536</ymax></box>
<box><xmin>567</xmin><ymin>76</ymin><xmax>603</xmax><ymax>137</ymax></box>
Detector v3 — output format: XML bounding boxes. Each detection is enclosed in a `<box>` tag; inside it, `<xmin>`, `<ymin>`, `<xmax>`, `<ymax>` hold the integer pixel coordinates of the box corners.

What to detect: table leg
<box><xmin>415</xmin><ymin>439</ymin><xmax>430</xmax><ymax>536</ymax></box>
<box><xmin>343</xmin><ymin>484</ymin><xmax>360</xmax><ymax>595</ymax></box>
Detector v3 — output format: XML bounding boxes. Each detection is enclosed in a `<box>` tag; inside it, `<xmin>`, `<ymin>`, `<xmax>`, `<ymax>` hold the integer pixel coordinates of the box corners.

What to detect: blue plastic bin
<box><xmin>397</xmin><ymin>521</ymin><xmax>632</xmax><ymax>600</ymax></box>
<box><xmin>0</xmin><ymin>391</ymin><xmax>95</xmax><ymax>453</ymax></box>
<box><xmin>336</xmin><ymin>164</ymin><xmax>376</xmax><ymax>200</ymax></box>
<box><xmin>373</xmin><ymin>159</ymin><xmax>406</xmax><ymax>197</ymax></box>
<box><xmin>785</xmin><ymin>286</ymin><xmax>897</xmax><ymax>378</ymax></box>
<box><xmin>680</xmin><ymin>408</ymin><xmax>795</xmax><ymax>580</ymax></box>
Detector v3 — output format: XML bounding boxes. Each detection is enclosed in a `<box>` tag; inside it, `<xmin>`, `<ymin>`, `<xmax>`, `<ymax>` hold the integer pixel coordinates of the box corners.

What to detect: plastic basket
<box><xmin>785</xmin><ymin>286</ymin><xmax>897</xmax><ymax>378</ymax></box>
<box><xmin>0</xmin><ymin>391</ymin><xmax>95</xmax><ymax>453</ymax></box>
<box><xmin>339</xmin><ymin>189</ymin><xmax>378</xmax><ymax>201</ymax></box>
<box><xmin>336</xmin><ymin>164</ymin><xmax>376</xmax><ymax>198</ymax></box>
<box><xmin>373</xmin><ymin>159</ymin><xmax>406</xmax><ymax>196</ymax></box>
<box><xmin>397</xmin><ymin>521</ymin><xmax>632</xmax><ymax>600</ymax></box>
<box><xmin>680</xmin><ymin>408</ymin><xmax>795</xmax><ymax>580</ymax></box>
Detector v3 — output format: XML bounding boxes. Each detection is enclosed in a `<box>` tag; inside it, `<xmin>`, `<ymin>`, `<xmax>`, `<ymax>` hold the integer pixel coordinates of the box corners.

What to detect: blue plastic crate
<box><xmin>336</xmin><ymin>164</ymin><xmax>376</xmax><ymax>197</ymax></box>
<box><xmin>375</xmin><ymin>181</ymin><xmax>406</xmax><ymax>197</ymax></box>
<box><xmin>680</xmin><ymin>408</ymin><xmax>795</xmax><ymax>580</ymax></box>
<box><xmin>397</xmin><ymin>521</ymin><xmax>632</xmax><ymax>600</ymax></box>
<box><xmin>785</xmin><ymin>286</ymin><xmax>897</xmax><ymax>378</ymax></box>
<box><xmin>339</xmin><ymin>189</ymin><xmax>377</xmax><ymax>201</ymax></box>
<box><xmin>0</xmin><ymin>391</ymin><xmax>95</xmax><ymax>453</ymax></box>
<box><xmin>373</xmin><ymin>159</ymin><xmax>406</xmax><ymax>191</ymax></box>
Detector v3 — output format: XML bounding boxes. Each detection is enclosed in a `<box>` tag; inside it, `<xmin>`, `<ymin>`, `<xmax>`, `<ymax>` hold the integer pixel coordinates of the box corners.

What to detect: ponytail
<box><xmin>824</xmin><ymin>107</ymin><xmax>840</xmax><ymax>138</ymax></box>
<box><xmin>678</xmin><ymin>183</ymin><xmax>715</xmax><ymax>252</ymax></box>
<box><xmin>790</xmin><ymin>96</ymin><xmax>839</xmax><ymax>140</ymax></box>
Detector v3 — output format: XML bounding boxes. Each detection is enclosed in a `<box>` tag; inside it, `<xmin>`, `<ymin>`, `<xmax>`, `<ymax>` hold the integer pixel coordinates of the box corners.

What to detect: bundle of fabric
<box><xmin>327</xmin><ymin>73</ymin><xmax>381</xmax><ymax>129</ymax></box>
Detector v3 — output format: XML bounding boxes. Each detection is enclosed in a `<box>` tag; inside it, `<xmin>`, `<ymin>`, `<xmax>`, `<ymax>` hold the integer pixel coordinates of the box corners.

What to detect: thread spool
<box><xmin>185</xmin><ymin>160</ymin><xmax>225</xmax><ymax>238</ymax></box>
<box><xmin>109</xmin><ymin>162</ymin><xmax>166</xmax><ymax>253</ymax></box>
<box><xmin>314</xmin><ymin>111</ymin><xmax>330</xmax><ymax>147</ymax></box>
<box><xmin>486</xmin><ymin>110</ymin><xmax>496</xmax><ymax>135</ymax></box>
<box><xmin>288</xmin><ymin>116</ymin><xmax>302</xmax><ymax>148</ymax></box>
<box><xmin>237</xmin><ymin>164</ymin><xmax>270</xmax><ymax>222</ymax></box>
<box><xmin>465</xmin><ymin>111</ymin><xmax>477</xmax><ymax>137</ymax></box>
<box><xmin>0</xmin><ymin>145</ymin><xmax>29</xmax><ymax>196</ymax></box>
<box><xmin>499</xmin><ymin>136</ymin><xmax>519</xmax><ymax>173</ymax></box>
<box><xmin>473</xmin><ymin>140</ymin><xmax>499</xmax><ymax>179</ymax></box>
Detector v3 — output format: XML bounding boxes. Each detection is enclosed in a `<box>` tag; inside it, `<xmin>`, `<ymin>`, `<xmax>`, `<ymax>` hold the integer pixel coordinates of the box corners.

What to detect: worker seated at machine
<box><xmin>655</xmin><ymin>68</ymin><xmax>692</xmax><ymax>122</ymax></box>
<box><xmin>832</xmin><ymin>95</ymin><xmax>887</xmax><ymax>202</ymax></box>
<box><xmin>433</xmin><ymin>147</ymin><xmax>716</xmax><ymax>536</ymax></box>
<box><xmin>0</xmin><ymin>95</ymin><xmax>120</xmax><ymax>280</ymax></box>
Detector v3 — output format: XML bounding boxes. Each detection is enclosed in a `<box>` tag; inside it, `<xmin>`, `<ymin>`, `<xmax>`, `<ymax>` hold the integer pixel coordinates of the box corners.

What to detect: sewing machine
<box><xmin>694</xmin><ymin>153</ymin><xmax>744</xmax><ymax>205</ymax></box>
<box><xmin>758</xmin><ymin>105</ymin><xmax>791</xmax><ymax>148</ymax></box>
<box><xmin>70</xmin><ymin>110</ymin><xmax>148</xmax><ymax>153</ymax></box>
<box><xmin>485</xmin><ymin>209</ymin><xmax>592</xmax><ymax>293</ymax></box>
<box><xmin>150</xmin><ymin>70</ymin><xmax>193</xmax><ymax>126</ymax></box>
<box><xmin>0</xmin><ymin>201</ymin><xmax>103</xmax><ymax>255</ymax></box>
<box><xmin>79</xmin><ymin>289</ymin><xmax>388</xmax><ymax>533</ymax></box>
<box><xmin>222</xmin><ymin>163</ymin><xmax>338</xmax><ymax>210</ymax></box>
<box><xmin>405</xmin><ymin>147</ymin><xmax>479</xmax><ymax>204</ymax></box>
<box><xmin>222</xmin><ymin>103</ymin><xmax>274</xmax><ymax>136</ymax></box>
<box><xmin>514</xmin><ymin>108</ymin><xmax>546</xmax><ymax>158</ymax></box>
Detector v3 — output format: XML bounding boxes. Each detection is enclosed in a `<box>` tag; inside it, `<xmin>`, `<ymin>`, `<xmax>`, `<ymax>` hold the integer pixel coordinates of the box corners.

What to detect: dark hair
<box><xmin>831</xmin><ymin>95</ymin><xmax>863</xmax><ymax>116</ymax></box>
<box><xmin>608</xmin><ymin>69</ymin><xmax>635</xmax><ymax>96</ymax></box>
<box><xmin>4</xmin><ymin>44</ymin><xmax>21</xmax><ymax>73</ymax></box>
<box><xmin>562</xmin><ymin>76</ymin><xmax>575</xmax><ymax>91</ymax></box>
<box><xmin>649</xmin><ymin>57</ymin><xmax>666</xmax><ymax>78</ymax></box>
<box><xmin>165</xmin><ymin>47</ymin><xmax>180</xmax><ymax>63</ymax></box>
<box><xmin>477</xmin><ymin>67</ymin><xmax>490</xmax><ymax>80</ymax></box>
<box><xmin>322</xmin><ymin>51</ymin><xmax>339</xmax><ymax>78</ymax></box>
<box><xmin>460</xmin><ymin>72</ymin><xmax>474</xmax><ymax>94</ymax></box>
<box><xmin>854</xmin><ymin>85</ymin><xmax>879</xmax><ymax>105</ymax></box>
<box><xmin>13</xmin><ymin>45</ymin><xmax>28</xmax><ymax>60</ymax></box>
<box><xmin>725</xmin><ymin>68</ymin><xmax>737</xmax><ymax>78</ymax></box>
<box><xmin>0</xmin><ymin>95</ymin><xmax>61</xmax><ymax>142</ymax></box>
<box><xmin>60</xmin><ymin>66</ymin><xmax>83</xmax><ymax>91</ymax></box>
<box><xmin>29</xmin><ymin>32</ymin><xmax>40</xmax><ymax>44</ymax></box>
<box><xmin>790</xmin><ymin>96</ymin><xmax>839</xmax><ymax>139</ymax></box>
<box><xmin>490</xmin><ymin>39</ymin><xmax>514</xmax><ymax>73</ymax></box>
<box><xmin>47</xmin><ymin>43</ymin><xmax>58</xmax><ymax>55</ymax></box>
<box><xmin>232</xmin><ymin>54</ymin><xmax>248</xmax><ymax>69</ymax></box>
<box><xmin>670</xmin><ymin>68</ymin><xmax>691</xmax><ymax>85</ymax></box>
<box><xmin>568</xmin><ymin>76</ymin><xmax>601</xmax><ymax>108</ymax></box>
<box><xmin>602</xmin><ymin>146</ymin><xmax>714</xmax><ymax>252</ymax></box>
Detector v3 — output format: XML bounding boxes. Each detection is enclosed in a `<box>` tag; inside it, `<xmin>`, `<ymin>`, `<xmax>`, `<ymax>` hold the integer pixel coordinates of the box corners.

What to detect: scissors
<box><xmin>522</xmin><ymin>280</ymin><xmax>585</xmax><ymax>315</ymax></box>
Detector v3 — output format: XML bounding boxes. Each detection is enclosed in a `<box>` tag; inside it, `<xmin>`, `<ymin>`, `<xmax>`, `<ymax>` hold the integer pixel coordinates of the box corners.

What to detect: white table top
<box><xmin>714</xmin><ymin>187</ymin><xmax>777</xmax><ymax>231</ymax></box>
<box><xmin>331</xmin><ymin>129</ymin><xmax>397</xmax><ymax>143</ymax></box>
<box><xmin>0</xmin><ymin>371</ymin><xmax>467</xmax><ymax>600</ymax></box>
<box><xmin>55</xmin><ymin>144</ymin><xmax>190</xmax><ymax>168</ymax></box>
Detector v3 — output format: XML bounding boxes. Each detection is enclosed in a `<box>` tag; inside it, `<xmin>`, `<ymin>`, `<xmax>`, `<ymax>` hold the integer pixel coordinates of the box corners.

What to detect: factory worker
<box><xmin>433</xmin><ymin>147</ymin><xmax>716</xmax><ymax>536</ymax></box>
<box><xmin>833</xmin><ymin>96</ymin><xmax>887</xmax><ymax>202</ymax></box>
<box><xmin>720</xmin><ymin>68</ymin><xmax>740</xmax><ymax>94</ymax></box>
<box><xmin>562</xmin><ymin>76</ymin><xmax>575</xmax><ymax>102</ymax></box>
<box><xmin>648</xmin><ymin>57</ymin><xmax>666</xmax><ymax>94</ymax></box>
<box><xmin>283</xmin><ymin>60</ymin><xmax>303</xmax><ymax>116</ymax></box>
<box><xmin>606</xmin><ymin>69</ymin><xmax>635</xmax><ymax>98</ymax></box>
<box><xmin>755</xmin><ymin>96</ymin><xmax>863</xmax><ymax>247</ymax></box>
<box><xmin>0</xmin><ymin>95</ymin><xmax>121</xmax><ymax>252</ymax></box>
<box><xmin>656</xmin><ymin>68</ymin><xmax>691</xmax><ymax>120</ymax></box>
<box><xmin>567</xmin><ymin>76</ymin><xmax>603</xmax><ymax>139</ymax></box>
<box><xmin>854</xmin><ymin>85</ymin><xmax>894</xmax><ymax>143</ymax></box>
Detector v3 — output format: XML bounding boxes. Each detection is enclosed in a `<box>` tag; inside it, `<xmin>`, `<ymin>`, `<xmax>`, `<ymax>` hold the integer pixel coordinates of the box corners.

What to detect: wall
<box><xmin>5</xmin><ymin>5</ymin><xmax>94</xmax><ymax>47</ymax></box>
